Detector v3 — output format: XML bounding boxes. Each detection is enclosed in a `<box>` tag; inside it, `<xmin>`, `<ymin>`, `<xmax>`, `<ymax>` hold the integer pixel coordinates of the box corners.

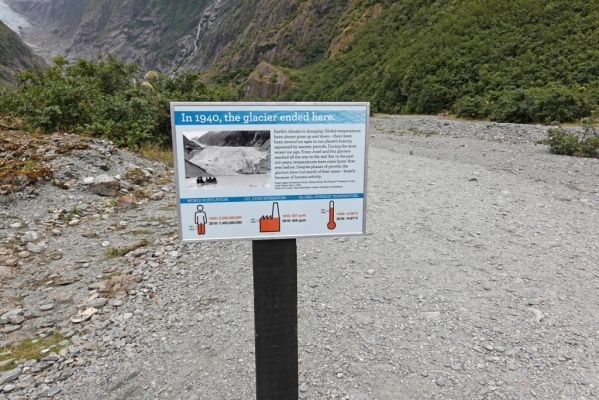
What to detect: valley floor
<box><xmin>1</xmin><ymin>116</ymin><xmax>598</xmax><ymax>399</ymax></box>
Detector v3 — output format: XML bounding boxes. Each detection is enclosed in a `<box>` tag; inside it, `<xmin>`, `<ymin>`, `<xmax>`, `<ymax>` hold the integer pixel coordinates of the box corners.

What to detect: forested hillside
<box><xmin>3</xmin><ymin>0</ymin><xmax>599</xmax><ymax>125</ymax></box>
<box><xmin>0</xmin><ymin>21</ymin><xmax>43</xmax><ymax>85</ymax></box>
<box><xmin>288</xmin><ymin>0</ymin><xmax>599</xmax><ymax>123</ymax></box>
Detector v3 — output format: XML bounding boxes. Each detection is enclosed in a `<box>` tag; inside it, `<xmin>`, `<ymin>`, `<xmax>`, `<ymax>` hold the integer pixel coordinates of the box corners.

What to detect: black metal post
<box><xmin>252</xmin><ymin>239</ymin><xmax>298</xmax><ymax>400</ymax></box>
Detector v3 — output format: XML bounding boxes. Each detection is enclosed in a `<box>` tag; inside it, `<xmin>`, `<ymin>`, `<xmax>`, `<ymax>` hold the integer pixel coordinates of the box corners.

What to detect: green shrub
<box><xmin>3</xmin><ymin>56</ymin><xmax>239</xmax><ymax>148</ymax></box>
<box><xmin>544</xmin><ymin>128</ymin><xmax>599</xmax><ymax>157</ymax></box>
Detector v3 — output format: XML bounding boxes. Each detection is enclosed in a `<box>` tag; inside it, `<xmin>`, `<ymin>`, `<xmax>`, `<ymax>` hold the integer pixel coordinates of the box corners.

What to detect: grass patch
<box><xmin>102</xmin><ymin>271</ymin><xmax>122</xmax><ymax>280</ymax></box>
<box><xmin>0</xmin><ymin>333</ymin><xmax>68</xmax><ymax>372</ymax></box>
<box><xmin>136</xmin><ymin>144</ymin><xmax>173</xmax><ymax>167</ymax></box>
<box><xmin>61</xmin><ymin>204</ymin><xmax>82</xmax><ymax>222</ymax></box>
<box><xmin>105</xmin><ymin>239</ymin><xmax>149</xmax><ymax>258</ymax></box>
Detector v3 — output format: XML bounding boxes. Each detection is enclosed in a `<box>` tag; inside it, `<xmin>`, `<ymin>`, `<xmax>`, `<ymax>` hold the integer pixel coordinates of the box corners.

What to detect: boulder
<box><xmin>88</xmin><ymin>175</ymin><xmax>120</xmax><ymax>196</ymax></box>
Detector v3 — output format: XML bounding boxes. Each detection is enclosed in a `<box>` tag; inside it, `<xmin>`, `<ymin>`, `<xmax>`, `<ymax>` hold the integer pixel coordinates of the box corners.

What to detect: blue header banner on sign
<box><xmin>179</xmin><ymin>193</ymin><xmax>365</xmax><ymax>204</ymax></box>
<box><xmin>174</xmin><ymin>110</ymin><xmax>365</xmax><ymax>126</ymax></box>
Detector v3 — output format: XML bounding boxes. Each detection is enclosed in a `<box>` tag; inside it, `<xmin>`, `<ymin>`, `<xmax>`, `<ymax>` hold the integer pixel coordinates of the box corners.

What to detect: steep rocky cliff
<box><xmin>0</xmin><ymin>20</ymin><xmax>44</xmax><ymax>86</ymax></box>
<box><xmin>7</xmin><ymin>0</ymin><xmax>380</xmax><ymax>74</ymax></box>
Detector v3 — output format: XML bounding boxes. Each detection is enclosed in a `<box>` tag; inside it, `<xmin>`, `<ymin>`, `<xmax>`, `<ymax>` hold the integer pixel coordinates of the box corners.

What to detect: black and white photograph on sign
<box><xmin>183</xmin><ymin>130</ymin><xmax>272</xmax><ymax>189</ymax></box>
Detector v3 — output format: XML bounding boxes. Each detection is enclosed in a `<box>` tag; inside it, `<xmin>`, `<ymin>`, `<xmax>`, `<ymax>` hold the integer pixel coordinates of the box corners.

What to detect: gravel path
<box><xmin>2</xmin><ymin>116</ymin><xmax>598</xmax><ymax>399</ymax></box>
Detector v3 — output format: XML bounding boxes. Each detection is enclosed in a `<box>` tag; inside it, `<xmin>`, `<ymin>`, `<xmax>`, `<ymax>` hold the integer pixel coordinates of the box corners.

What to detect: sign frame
<box><xmin>170</xmin><ymin>102</ymin><xmax>369</xmax><ymax>242</ymax></box>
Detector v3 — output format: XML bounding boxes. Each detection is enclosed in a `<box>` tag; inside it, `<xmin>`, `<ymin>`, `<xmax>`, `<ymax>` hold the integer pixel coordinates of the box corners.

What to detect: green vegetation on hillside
<box><xmin>287</xmin><ymin>0</ymin><xmax>599</xmax><ymax>124</ymax></box>
<box><xmin>0</xmin><ymin>56</ymin><xmax>238</xmax><ymax>148</ymax></box>
<box><xmin>0</xmin><ymin>21</ymin><xmax>44</xmax><ymax>86</ymax></box>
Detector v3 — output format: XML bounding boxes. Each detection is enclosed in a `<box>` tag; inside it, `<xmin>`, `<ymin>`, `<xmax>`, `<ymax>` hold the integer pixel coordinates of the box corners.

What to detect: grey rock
<box><xmin>1</xmin><ymin>309</ymin><xmax>23</xmax><ymax>325</ymax></box>
<box><xmin>88</xmin><ymin>175</ymin><xmax>120</xmax><ymax>197</ymax></box>
<box><xmin>1</xmin><ymin>383</ymin><xmax>15</xmax><ymax>393</ymax></box>
<box><xmin>45</xmin><ymin>387</ymin><xmax>62</xmax><ymax>397</ymax></box>
<box><xmin>0</xmin><ymin>368</ymin><xmax>21</xmax><ymax>386</ymax></box>
<box><xmin>39</xmin><ymin>304</ymin><xmax>55</xmax><ymax>312</ymax></box>
<box><xmin>109</xmin><ymin>299</ymin><xmax>124</xmax><ymax>308</ymax></box>
<box><xmin>87</xmin><ymin>298</ymin><xmax>108</xmax><ymax>308</ymax></box>
<box><xmin>17</xmin><ymin>251</ymin><xmax>31</xmax><ymax>259</ymax></box>
<box><xmin>43</xmin><ymin>353</ymin><xmax>60</xmax><ymax>362</ymax></box>
<box><xmin>26</xmin><ymin>242</ymin><xmax>44</xmax><ymax>253</ymax></box>
<box><xmin>21</xmin><ymin>231</ymin><xmax>38</xmax><ymax>243</ymax></box>
<box><xmin>528</xmin><ymin>307</ymin><xmax>545</xmax><ymax>323</ymax></box>
<box><xmin>0</xmin><ymin>266</ymin><xmax>13</xmax><ymax>279</ymax></box>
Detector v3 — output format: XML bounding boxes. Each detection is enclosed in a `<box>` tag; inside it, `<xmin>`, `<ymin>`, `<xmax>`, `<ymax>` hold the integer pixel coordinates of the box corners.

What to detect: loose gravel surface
<box><xmin>1</xmin><ymin>115</ymin><xmax>598</xmax><ymax>400</ymax></box>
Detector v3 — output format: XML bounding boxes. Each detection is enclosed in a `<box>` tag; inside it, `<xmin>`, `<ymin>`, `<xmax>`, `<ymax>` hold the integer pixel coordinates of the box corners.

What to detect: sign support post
<box><xmin>252</xmin><ymin>239</ymin><xmax>298</xmax><ymax>399</ymax></box>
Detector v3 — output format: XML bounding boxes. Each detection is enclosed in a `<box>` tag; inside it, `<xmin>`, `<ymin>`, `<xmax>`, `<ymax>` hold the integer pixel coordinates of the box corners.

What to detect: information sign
<box><xmin>171</xmin><ymin>102</ymin><xmax>368</xmax><ymax>241</ymax></box>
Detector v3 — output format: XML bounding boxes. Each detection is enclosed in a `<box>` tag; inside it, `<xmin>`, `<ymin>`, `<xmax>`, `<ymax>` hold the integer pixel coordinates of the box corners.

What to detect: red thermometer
<box><xmin>327</xmin><ymin>201</ymin><xmax>336</xmax><ymax>230</ymax></box>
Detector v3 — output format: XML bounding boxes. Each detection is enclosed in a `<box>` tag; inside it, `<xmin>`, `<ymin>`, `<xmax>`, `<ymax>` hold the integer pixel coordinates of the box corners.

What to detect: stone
<box><xmin>1</xmin><ymin>309</ymin><xmax>23</xmax><ymax>325</ymax></box>
<box><xmin>70</xmin><ymin>308</ymin><xmax>97</xmax><ymax>324</ymax></box>
<box><xmin>21</xmin><ymin>231</ymin><xmax>38</xmax><ymax>243</ymax></box>
<box><xmin>299</xmin><ymin>383</ymin><xmax>308</xmax><ymax>392</ymax></box>
<box><xmin>59</xmin><ymin>368</ymin><xmax>74</xmax><ymax>381</ymax></box>
<box><xmin>110</xmin><ymin>299</ymin><xmax>124</xmax><ymax>308</ymax></box>
<box><xmin>88</xmin><ymin>175</ymin><xmax>120</xmax><ymax>197</ymax></box>
<box><xmin>82</xmin><ymin>177</ymin><xmax>95</xmax><ymax>185</ymax></box>
<box><xmin>87</xmin><ymin>298</ymin><xmax>108</xmax><ymax>308</ymax></box>
<box><xmin>528</xmin><ymin>307</ymin><xmax>545</xmax><ymax>323</ymax></box>
<box><xmin>39</xmin><ymin>304</ymin><xmax>54</xmax><ymax>312</ymax></box>
<box><xmin>9</xmin><ymin>222</ymin><xmax>21</xmax><ymax>229</ymax></box>
<box><xmin>45</xmin><ymin>387</ymin><xmax>62</xmax><ymax>397</ymax></box>
<box><xmin>124</xmin><ymin>166</ymin><xmax>147</xmax><ymax>185</ymax></box>
<box><xmin>1</xmin><ymin>383</ymin><xmax>15</xmax><ymax>393</ymax></box>
<box><xmin>4</xmin><ymin>259</ymin><xmax>17</xmax><ymax>267</ymax></box>
<box><xmin>26</xmin><ymin>242</ymin><xmax>44</xmax><ymax>254</ymax></box>
<box><xmin>483</xmin><ymin>343</ymin><xmax>494</xmax><ymax>351</ymax></box>
<box><xmin>82</xmin><ymin>230</ymin><xmax>99</xmax><ymax>238</ymax></box>
<box><xmin>17</xmin><ymin>251</ymin><xmax>31</xmax><ymax>259</ymax></box>
<box><xmin>0</xmin><ymin>368</ymin><xmax>21</xmax><ymax>386</ymax></box>
<box><xmin>0</xmin><ymin>266</ymin><xmax>13</xmax><ymax>279</ymax></box>
<box><xmin>1</xmin><ymin>325</ymin><xmax>20</xmax><ymax>333</ymax></box>
<box><xmin>43</xmin><ymin>353</ymin><xmax>60</xmax><ymax>362</ymax></box>
<box><xmin>149</xmin><ymin>191</ymin><xmax>165</xmax><ymax>201</ymax></box>
<box><xmin>17</xmin><ymin>374</ymin><xmax>33</xmax><ymax>389</ymax></box>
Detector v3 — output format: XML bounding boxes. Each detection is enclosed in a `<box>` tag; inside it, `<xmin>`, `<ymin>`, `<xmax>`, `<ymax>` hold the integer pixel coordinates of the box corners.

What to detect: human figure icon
<box><xmin>195</xmin><ymin>205</ymin><xmax>207</xmax><ymax>235</ymax></box>
<box><xmin>196</xmin><ymin>177</ymin><xmax>205</xmax><ymax>185</ymax></box>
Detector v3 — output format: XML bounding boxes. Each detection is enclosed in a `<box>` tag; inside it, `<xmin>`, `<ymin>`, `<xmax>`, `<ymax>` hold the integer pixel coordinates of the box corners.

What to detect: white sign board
<box><xmin>171</xmin><ymin>102</ymin><xmax>368</xmax><ymax>241</ymax></box>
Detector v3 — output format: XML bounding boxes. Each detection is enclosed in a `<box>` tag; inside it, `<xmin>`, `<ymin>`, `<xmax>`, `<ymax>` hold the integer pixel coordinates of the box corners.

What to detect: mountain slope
<box><xmin>0</xmin><ymin>20</ymin><xmax>44</xmax><ymax>86</ymax></box>
<box><xmin>287</xmin><ymin>0</ymin><xmax>599</xmax><ymax>122</ymax></box>
<box><xmin>8</xmin><ymin>0</ymin><xmax>368</xmax><ymax>74</ymax></box>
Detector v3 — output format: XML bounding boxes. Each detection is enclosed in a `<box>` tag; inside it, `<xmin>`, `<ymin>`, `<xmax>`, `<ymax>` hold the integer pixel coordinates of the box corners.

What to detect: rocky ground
<box><xmin>0</xmin><ymin>115</ymin><xmax>598</xmax><ymax>399</ymax></box>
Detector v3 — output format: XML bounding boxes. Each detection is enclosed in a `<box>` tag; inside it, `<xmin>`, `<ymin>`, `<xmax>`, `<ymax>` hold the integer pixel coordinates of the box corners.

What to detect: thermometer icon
<box><xmin>327</xmin><ymin>201</ymin><xmax>336</xmax><ymax>230</ymax></box>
